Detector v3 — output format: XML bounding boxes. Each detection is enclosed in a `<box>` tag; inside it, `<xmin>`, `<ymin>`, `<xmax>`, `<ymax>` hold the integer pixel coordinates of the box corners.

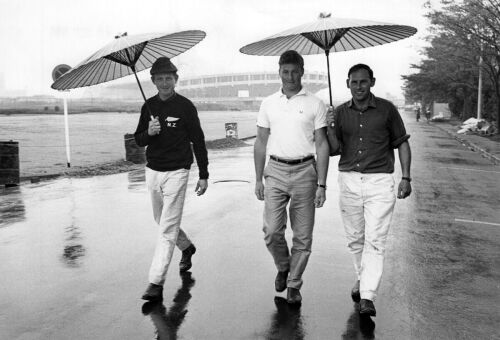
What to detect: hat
<box><xmin>150</xmin><ymin>57</ymin><xmax>178</xmax><ymax>75</ymax></box>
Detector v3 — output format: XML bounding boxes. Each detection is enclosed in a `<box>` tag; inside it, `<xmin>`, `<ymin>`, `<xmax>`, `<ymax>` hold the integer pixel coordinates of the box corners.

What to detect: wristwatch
<box><xmin>402</xmin><ymin>177</ymin><xmax>412</xmax><ymax>182</ymax></box>
<box><xmin>318</xmin><ymin>184</ymin><xmax>327</xmax><ymax>189</ymax></box>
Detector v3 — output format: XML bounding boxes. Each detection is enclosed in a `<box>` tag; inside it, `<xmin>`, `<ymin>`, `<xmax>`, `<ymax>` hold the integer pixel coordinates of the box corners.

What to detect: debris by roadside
<box><xmin>457</xmin><ymin>117</ymin><xmax>498</xmax><ymax>136</ymax></box>
<box><xmin>429</xmin><ymin>112</ymin><xmax>450</xmax><ymax>122</ymax></box>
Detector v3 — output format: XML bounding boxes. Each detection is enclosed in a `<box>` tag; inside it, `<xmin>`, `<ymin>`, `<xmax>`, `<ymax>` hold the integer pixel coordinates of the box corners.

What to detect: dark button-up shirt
<box><xmin>332</xmin><ymin>95</ymin><xmax>409</xmax><ymax>173</ymax></box>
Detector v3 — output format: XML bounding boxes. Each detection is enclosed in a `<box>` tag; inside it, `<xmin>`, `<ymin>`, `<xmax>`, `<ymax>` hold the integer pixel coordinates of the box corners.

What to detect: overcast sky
<box><xmin>0</xmin><ymin>0</ymin><xmax>432</xmax><ymax>101</ymax></box>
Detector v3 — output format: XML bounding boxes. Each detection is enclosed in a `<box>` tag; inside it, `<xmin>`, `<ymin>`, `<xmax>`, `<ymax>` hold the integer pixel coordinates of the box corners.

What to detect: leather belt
<box><xmin>270</xmin><ymin>155</ymin><xmax>314</xmax><ymax>165</ymax></box>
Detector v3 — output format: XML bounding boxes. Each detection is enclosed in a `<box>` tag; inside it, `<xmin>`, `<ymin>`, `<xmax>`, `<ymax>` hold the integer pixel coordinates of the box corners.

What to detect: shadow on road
<box><xmin>141</xmin><ymin>271</ymin><xmax>196</xmax><ymax>340</ymax></box>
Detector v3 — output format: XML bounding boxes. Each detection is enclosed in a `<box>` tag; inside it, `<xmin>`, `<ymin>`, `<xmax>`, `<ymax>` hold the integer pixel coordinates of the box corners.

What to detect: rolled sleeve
<box><xmin>391</xmin><ymin>134</ymin><xmax>410</xmax><ymax>148</ymax></box>
<box><xmin>388</xmin><ymin>105</ymin><xmax>410</xmax><ymax>148</ymax></box>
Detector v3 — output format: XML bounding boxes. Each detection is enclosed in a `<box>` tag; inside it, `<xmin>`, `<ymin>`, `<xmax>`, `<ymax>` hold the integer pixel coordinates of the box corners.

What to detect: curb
<box><xmin>434</xmin><ymin>124</ymin><xmax>500</xmax><ymax>165</ymax></box>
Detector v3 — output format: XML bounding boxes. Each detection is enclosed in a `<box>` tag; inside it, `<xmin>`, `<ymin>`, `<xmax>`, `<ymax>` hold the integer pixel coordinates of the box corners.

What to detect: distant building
<box><xmin>100</xmin><ymin>71</ymin><xmax>329</xmax><ymax>110</ymax></box>
<box><xmin>177</xmin><ymin>71</ymin><xmax>328</xmax><ymax>100</ymax></box>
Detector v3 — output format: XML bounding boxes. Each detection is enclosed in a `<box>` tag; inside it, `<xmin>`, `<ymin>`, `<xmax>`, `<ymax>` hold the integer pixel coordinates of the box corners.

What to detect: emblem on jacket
<box><xmin>165</xmin><ymin>116</ymin><xmax>180</xmax><ymax>127</ymax></box>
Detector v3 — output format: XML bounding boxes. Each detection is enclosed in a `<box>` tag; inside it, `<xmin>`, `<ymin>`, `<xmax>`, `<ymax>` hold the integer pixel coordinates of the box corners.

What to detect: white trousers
<box><xmin>338</xmin><ymin>171</ymin><xmax>396</xmax><ymax>301</ymax></box>
<box><xmin>146</xmin><ymin>167</ymin><xmax>192</xmax><ymax>285</ymax></box>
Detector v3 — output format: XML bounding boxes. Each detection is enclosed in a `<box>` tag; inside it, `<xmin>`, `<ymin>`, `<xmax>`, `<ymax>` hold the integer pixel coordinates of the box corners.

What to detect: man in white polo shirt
<box><xmin>254</xmin><ymin>50</ymin><xmax>330</xmax><ymax>305</ymax></box>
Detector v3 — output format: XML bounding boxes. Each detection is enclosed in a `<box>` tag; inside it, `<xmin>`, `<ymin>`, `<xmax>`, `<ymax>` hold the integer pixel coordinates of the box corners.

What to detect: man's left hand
<box><xmin>397</xmin><ymin>180</ymin><xmax>412</xmax><ymax>199</ymax></box>
<box><xmin>314</xmin><ymin>187</ymin><xmax>326</xmax><ymax>208</ymax></box>
<box><xmin>196</xmin><ymin>179</ymin><xmax>208</xmax><ymax>196</ymax></box>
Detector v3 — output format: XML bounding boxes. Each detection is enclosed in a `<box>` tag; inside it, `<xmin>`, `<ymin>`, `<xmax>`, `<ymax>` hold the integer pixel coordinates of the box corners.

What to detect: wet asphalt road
<box><xmin>0</xmin><ymin>111</ymin><xmax>499</xmax><ymax>339</ymax></box>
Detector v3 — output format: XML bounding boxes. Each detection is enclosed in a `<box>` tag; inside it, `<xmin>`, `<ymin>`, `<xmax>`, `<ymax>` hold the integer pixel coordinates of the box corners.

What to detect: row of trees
<box><xmin>403</xmin><ymin>0</ymin><xmax>500</xmax><ymax>129</ymax></box>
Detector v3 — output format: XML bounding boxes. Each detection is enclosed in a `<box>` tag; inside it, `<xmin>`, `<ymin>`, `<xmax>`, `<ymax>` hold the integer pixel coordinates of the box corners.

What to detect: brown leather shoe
<box><xmin>359</xmin><ymin>299</ymin><xmax>376</xmax><ymax>316</ymax></box>
<box><xmin>141</xmin><ymin>283</ymin><xmax>163</xmax><ymax>301</ymax></box>
<box><xmin>286</xmin><ymin>288</ymin><xmax>302</xmax><ymax>305</ymax></box>
<box><xmin>351</xmin><ymin>280</ymin><xmax>360</xmax><ymax>303</ymax></box>
<box><xmin>275</xmin><ymin>270</ymin><xmax>289</xmax><ymax>292</ymax></box>
<box><xmin>179</xmin><ymin>244</ymin><xmax>196</xmax><ymax>272</ymax></box>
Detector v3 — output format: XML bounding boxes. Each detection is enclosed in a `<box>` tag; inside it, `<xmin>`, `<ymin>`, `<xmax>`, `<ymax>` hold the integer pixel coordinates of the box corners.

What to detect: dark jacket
<box><xmin>134</xmin><ymin>93</ymin><xmax>209</xmax><ymax>179</ymax></box>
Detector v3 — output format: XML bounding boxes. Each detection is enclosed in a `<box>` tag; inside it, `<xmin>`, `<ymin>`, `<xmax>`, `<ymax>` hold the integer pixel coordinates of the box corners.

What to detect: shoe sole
<box><xmin>359</xmin><ymin>309</ymin><xmax>376</xmax><ymax>317</ymax></box>
<box><xmin>141</xmin><ymin>295</ymin><xmax>163</xmax><ymax>302</ymax></box>
<box><xmin>179</xmin><ymin>264</ymin><xmax>192</xmax><ymax>272</ymax></box>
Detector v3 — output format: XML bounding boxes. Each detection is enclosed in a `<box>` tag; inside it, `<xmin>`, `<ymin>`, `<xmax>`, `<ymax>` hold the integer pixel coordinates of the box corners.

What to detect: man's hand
<box><xmin>195</xmin><ymin>179</ymin><xmax>208</xmax><ymax>196</ymax></box>
<box><xmin>326</xmin><ymin>106</ymin><xmax>336</xmax><ymax>127</ymax></box>
<box><xmin>255</xmin><ymin>181</ymin><xmax>265</xmax><ymax>201</ymax></box>
<box><xmin>314</xmin><ymin>187</ymin><xmax>326</xmax><ymax>208</ymax></box>
<box><xmin>397</xmin><ymin>180</ymin><xmax>412</xmax><ymax>199</ymax></box>
<box><xmin>148</xmin><ymin>116</ymin><xmax>161</xmax><ymax>136</ymax></box>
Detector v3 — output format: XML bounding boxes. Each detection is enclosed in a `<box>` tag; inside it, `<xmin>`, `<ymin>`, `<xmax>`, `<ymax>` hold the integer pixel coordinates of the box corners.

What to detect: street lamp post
<box><xmin>477</xmin><ymin>40</ymin><xmax>483</xmax><ymax>120</ymax></box>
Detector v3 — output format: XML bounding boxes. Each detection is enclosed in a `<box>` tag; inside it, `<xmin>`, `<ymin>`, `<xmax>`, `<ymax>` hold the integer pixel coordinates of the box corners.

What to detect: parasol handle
<box><xmin>325</xmin><ymin>49</ymin><xmax>333</xmax><ymax>107</ymax></box>
<box><xmin>131</xmin><ymin>66</ymin><xmax>154</xmax><ymax>120</ymax></box>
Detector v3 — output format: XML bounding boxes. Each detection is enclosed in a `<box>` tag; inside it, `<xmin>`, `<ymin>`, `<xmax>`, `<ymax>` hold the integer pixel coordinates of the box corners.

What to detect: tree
<box><xmin>404</xmin><ymin>0</ymin><xmax>500</xmax><ymax>129</ymax></box>
<box><xmin>403</xmin><ymin>32</ymin><xmax>479</xmax><ymax>119</ymax></box>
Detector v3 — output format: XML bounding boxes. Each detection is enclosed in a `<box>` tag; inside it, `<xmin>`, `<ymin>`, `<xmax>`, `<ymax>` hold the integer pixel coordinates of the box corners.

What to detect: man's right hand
<box><xmin>148</xmin><ymin>116</ymin><xmax>161</xmax><ymax>136</ymax></box>
<box><xmin>326</xmin><ymin>106</ymin><xmax>336</xmax><ymax>127</ymax></box>
<box><xmin>255</xmin><ymin>181</ymin><xmax>265</xmax><ymax>201</ymax></box>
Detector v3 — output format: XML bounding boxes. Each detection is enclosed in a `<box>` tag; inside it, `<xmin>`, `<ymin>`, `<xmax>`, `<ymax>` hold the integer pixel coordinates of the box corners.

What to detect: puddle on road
<box><xmin>428</xmin><ymin>135</ymin><xmax>454</xmax><ymax>140</ymax></box>
<box><xmin>429</xmin><ymin>156</ymin><xmax>478</xmax><ymax>166</ymax></box>
<box><xmin>213</xmin><ymin>179</ymin><xmax>251</xmax><ymax>184</ymax></box>
<box><xmin>436</xmin><ymin>143</ymin><xmax>461</xmax><ymax>149</ymax></box>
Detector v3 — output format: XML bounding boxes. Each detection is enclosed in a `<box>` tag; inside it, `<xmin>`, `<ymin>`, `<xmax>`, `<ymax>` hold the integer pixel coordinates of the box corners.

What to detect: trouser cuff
<box><xmin>360</xmin><ymin>291</ymin><xmax>376</xmax><ymax>301</ymax></box>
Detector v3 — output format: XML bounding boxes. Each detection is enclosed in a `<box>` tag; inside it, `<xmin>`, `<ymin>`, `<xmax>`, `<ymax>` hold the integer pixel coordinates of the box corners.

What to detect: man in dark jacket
<box><xmin>134</xmin><ymin>57</ymin><xmax>209</xmax><ymax>301</ymax></box>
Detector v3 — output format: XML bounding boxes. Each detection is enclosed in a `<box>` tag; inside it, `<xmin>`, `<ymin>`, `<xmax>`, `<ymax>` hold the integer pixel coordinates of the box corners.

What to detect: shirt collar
<box><xmin>279</xmin><ymin>87</ymin><xmax>307</xmax><ymax>98</ymax></box>
<box><xmin>348</xmin><ymin>94</ymin><xmax>377</xmax><ymax>109</ymax></box>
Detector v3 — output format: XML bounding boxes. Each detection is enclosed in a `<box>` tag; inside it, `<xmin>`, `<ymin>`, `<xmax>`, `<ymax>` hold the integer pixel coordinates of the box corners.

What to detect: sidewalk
<box><xmin>429</xmin><ymin>117</ymin><xmax>500</xmax><ymax>165</ymax></box>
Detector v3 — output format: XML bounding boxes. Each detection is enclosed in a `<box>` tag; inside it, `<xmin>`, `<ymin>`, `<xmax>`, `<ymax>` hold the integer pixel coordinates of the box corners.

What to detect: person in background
<box><xmin>134</xmin><ymin>57</ymin><xmax>209</xmax><ymax>301</ymax></box>
<box><xmin>327</xmin><ymin>63</ymin><xmax>412</xmax><ymax>316</ymax></box>
<box><xmin>254</xmin><ymin>50</ymin><xmax>330</xmax><ymax>305</ymax></box>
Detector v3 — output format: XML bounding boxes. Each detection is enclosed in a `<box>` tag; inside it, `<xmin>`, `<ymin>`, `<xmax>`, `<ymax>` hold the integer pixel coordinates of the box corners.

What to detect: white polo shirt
<box><xmin>257</xmin><ymin>88</ymin><xmax>327</xmax><ymax>159</ymax></box>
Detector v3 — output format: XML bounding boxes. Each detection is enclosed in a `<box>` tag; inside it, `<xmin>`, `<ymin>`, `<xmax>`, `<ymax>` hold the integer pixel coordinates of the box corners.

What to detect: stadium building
<box><xmin>101</xmin><ymin>71</ymin><xmax>329</xmax><ymax>110</ymax></box>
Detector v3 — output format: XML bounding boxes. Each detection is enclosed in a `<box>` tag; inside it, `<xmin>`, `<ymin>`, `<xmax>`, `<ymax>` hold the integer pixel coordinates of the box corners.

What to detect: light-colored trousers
<box><xmin>338</xmin><ymin>171</ymin><xmax>396</xmax><ymax>301</ymax></box>
<box><xmin>146</xmin><ymin>167</ymin><xmax>192</xmax><ymax>285</ymax></box>
<box><xmin>263</xmin><ymin>158</ymin><xmax>317</xmax><ymax>290</ymax></box>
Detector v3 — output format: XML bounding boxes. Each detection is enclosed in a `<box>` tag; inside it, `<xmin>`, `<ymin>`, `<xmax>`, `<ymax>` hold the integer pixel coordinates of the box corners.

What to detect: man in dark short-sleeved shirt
<box><xmin>327</xmin><ymin>64</ymin><xmax>412</xmax><ymax>317</ymax></box>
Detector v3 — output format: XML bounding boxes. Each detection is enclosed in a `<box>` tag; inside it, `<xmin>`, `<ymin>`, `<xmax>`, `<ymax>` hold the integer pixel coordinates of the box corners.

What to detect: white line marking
<box><xmin>455</xmin><ymin>218</ymin><xmax>500</xmax><ymax>226</ymax></box>
<box><xmin>438</xmin><ymin>167</ymin><xmax>500</xmax><ymax>174</ymax></box>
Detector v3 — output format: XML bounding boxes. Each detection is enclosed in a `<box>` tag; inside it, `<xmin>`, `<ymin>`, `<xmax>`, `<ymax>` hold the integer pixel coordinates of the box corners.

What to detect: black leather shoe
<box><xmin>275</xmin><ymin>270</ymin><xmax>289</xmax><ymax>292</ymax></box>
<box><xmin>351</xmin><ymin>280</ymin><xmax>360</xmax><ymax>303</ymax></box>
<box><xmin>179</xmin><ymin>244</ymin><xmax>196</xmax><ymax>272</ymax></box>
<box><xmin>286</xmin><ymin>288</ymin><xmax>302</xmax><ymax>305</ymax></box>
<box><xmin>359</xmin><ymin>299</ymin><xmax>376</xmax><ymax>316</ymax></box>
<box><xmin>141</xmin><ymin>283</ymin><xmax>163</xmax><ymax>301</ymax></box>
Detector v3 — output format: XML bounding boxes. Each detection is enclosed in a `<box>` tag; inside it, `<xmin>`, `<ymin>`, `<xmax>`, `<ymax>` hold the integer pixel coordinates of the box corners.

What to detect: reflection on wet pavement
<box><xmin>128</xmin><ymin>168</ymin><xmax>146</xmax><ymax>191</ymax></box>
<box><xmin>60</xmin><ymin>193</ymin><xmax>86</xmax><ymax>267</ymax></box>
<box><xmin>266</xmin><ymin>296</ymin><xmax>304</xmax><ymax>339</ymax></box>
<box><xmin>142</xmin><ymin>271</ymin><xmax>196</xmax><ymax>339</ymax></box>
<box><xmin>61</xmin><ymin>223</ymin><xmax>86</xmax><ymax>267</ymax></box>
<box><xmin>342</xmin><ymin>305</ymin><xmax>376</xmax><ymax>339</ymax></box>
<box><xmin>0</xmin><ymin>186</ymin><xmax>25</xmax><ymax>227</ymax></box>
